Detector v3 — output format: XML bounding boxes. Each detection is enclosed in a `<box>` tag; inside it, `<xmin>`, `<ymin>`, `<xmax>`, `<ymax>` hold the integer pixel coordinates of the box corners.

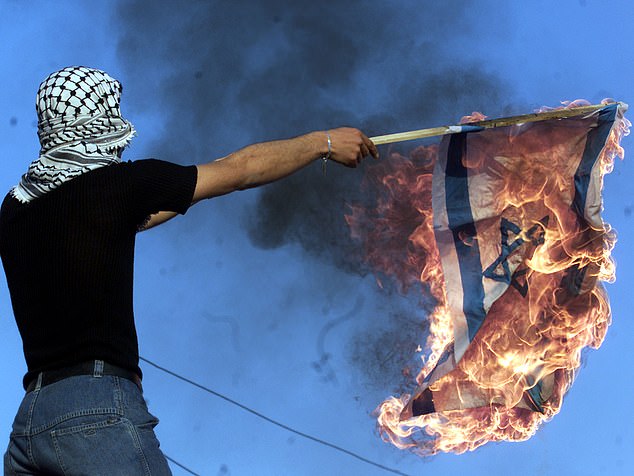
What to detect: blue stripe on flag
<box><xmin>525</xmin><ymin>377</ymin><xmax>545</xmax><ymax>413</ymax></box>
<box><xmin>445</xmin><ymin>133</ymin><xmax>487</xmax><ymax>341</ymax></box>
<box><xmin>573</xmin><ymin>103</ymin><xmax>618</xmax><ymax>219</ymax></box>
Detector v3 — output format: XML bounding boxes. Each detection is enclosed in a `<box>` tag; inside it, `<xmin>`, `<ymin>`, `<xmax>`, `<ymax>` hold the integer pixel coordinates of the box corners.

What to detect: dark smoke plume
<box><xmin>113</xmin><ymin>0</ymin><xmax>514</xmax><ymax>386</ymax></box>
<box><xmin>114</xmin><ymin>0</ymin><xmax>511</xmax><ymax>269</ymax></box>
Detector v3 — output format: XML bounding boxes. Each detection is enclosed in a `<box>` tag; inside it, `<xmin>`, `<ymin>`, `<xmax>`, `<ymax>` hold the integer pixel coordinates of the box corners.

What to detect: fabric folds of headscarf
<box><xmin>11</xmin><ymin>66</ymin><xmax>136</xmax><ymax>203</ymax></box>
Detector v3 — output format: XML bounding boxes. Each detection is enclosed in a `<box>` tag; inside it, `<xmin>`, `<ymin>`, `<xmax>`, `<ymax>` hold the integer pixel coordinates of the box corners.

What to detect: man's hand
<box><xmin>326</xmin><ymin>127</ymin><xmax>379</xmax><ymax>167</ymax></box>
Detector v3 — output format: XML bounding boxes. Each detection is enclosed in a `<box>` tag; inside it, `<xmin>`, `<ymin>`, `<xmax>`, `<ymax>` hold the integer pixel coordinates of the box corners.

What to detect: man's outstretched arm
<box><xmin>141</xmin><ymin>128</ymin><xmax>377</xmax><ymax>230</ymax></box>
<box><xmin>192</xmin><ymin>128</ymin><xmax>377</xmax><ymax>201</ymax></box>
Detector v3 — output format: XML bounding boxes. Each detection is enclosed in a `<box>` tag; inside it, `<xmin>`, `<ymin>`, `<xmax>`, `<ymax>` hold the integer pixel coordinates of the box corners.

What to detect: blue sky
<box><xmin>1</xmin><ymin>1</ymin><xmax>632</xmax><ymax>475</ymax></box>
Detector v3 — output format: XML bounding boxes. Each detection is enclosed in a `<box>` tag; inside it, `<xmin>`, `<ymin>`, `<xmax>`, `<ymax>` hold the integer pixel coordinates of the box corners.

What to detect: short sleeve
<box><xmin>128</xmin><ymin>159</ymin><xmax>198</xmax><ymax>223</ymax></box>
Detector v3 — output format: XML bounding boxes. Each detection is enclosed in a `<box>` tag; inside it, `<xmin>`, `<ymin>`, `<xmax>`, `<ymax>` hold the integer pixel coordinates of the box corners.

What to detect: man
<box><xmin>1</xmin><ymin>66</ymin><xmax>378</xmax><ymax>475</ymax></box>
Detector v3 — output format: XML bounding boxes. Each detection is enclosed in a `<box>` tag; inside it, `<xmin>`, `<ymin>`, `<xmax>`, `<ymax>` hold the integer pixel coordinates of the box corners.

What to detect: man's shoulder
<box><xmin>122</xmin><ymin>158</ymin><xmax>197</xmax><ymax>182</ymax></box>
<box><xmin>0</xmin><ymin>190</ymin><xmax>17</xmax><ymax>220</ymax></box>
<box><xmin>123</xmin><ymin>158</ymin><xmax>182</xmax><ymax>169</ymax></box>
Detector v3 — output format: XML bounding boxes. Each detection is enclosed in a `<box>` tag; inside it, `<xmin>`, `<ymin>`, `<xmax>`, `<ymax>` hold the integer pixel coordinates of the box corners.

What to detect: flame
<box><xmin>347</xmin><ymin>102</ymin><xmax>630</xmax><ymax>455</ymax></box>
<box><xmin>459</xmin><ymin>111</ymin><xmax>488</xmax><ymax>124</ymax></box>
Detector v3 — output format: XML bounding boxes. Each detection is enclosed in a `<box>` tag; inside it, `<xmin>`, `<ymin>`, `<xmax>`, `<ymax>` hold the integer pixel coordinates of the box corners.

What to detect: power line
<box><xmin>140</xmin><ymin>356</ymin><xmax>413</xmax><ymax>476</ymax></box>
<box><xmin>163</xmin><ymin>454</ymin><xmax>201</xmax><ymax>476</ymax></box>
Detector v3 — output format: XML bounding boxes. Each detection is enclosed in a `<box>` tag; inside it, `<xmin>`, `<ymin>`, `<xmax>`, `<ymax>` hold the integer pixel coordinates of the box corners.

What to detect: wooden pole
<box><xmin>369</xmin><ymin>103</ymin><xmax>612</xmax><ymax>146</ymax></box>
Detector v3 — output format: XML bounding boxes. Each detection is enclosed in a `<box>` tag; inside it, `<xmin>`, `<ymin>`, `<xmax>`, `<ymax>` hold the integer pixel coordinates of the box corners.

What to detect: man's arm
<box><xmin>192</xmin><ymin>128</ymin><xmax>377</xmax><ymax>201</ymax></box>
<box><xmin>141</xmin><ymin>128</ymin><xmax>377</xmax><ymax>230</ymax></box>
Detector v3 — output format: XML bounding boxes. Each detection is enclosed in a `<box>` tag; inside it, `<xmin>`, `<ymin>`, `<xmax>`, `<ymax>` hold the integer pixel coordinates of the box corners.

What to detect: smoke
<box><xmin>113</xmin><ymin>0</ymin><xmax>513</xmax><ymax>387</ymax></box>
<box><xmin>349</xmin><ymin>308</ymin><xmax>429</xmax><ymax>395</ymax></box>
<box><xmin>115</xmin><ymin>0</ymin><xmax>510</xmax><ymax>269</ymax></box>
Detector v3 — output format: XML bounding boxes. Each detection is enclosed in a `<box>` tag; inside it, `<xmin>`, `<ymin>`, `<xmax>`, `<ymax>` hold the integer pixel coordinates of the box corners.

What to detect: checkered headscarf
<box><xmin>12</xmin><ymin>66</ymin><xmax>136</xmax><ymax>203</ymax></box>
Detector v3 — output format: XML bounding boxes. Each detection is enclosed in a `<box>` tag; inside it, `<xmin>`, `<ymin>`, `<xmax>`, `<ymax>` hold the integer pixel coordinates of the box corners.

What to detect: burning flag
<box><xmin>348</xmin><ymin>101</ymin><xmax>629</xmax><ymax>454</ymax></box>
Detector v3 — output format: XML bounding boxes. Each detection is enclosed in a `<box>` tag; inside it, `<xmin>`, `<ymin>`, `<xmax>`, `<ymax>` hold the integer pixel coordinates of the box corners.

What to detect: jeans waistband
<box><xmin>25</xmin><ymin>360</ymin><xmax>142</xmax><ymax>393</ymax></box>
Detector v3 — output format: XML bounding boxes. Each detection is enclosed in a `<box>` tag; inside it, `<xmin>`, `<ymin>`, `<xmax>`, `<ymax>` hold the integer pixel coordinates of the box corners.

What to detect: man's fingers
<box><xmin>328</xmin><ymin>128</ymin><xmax>379</xmax><ymax>167</ymax></box>
<box><xmin>360</xmin><ymin>131</ymin><xmax>379</xmax><ymax>160</ymax></box>
<box><xmin>360</xmin><ymin>143</ymin><xmax>370</xmax><ymax>159</ymax></box>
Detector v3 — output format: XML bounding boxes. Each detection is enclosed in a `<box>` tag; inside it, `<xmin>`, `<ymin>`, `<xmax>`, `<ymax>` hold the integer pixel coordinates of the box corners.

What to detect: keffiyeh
<box><xmin>12</xmin><ymin>66</ymin><xmax>136</xmax><ymax>203</ymax></box>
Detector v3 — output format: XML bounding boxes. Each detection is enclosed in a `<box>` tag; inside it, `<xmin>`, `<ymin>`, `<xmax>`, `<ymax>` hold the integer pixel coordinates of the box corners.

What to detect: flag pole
<box><xmin>369</xmin><ymin>103</ymin><xmax>610</xmax><ymax>146</ymax></box>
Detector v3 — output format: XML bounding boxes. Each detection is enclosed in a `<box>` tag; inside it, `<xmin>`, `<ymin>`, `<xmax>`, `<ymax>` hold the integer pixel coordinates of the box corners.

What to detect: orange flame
<box><xmin>347</xmin><ymin>102</ymin><xmax>630</xmax><ymax>455</ymax></box>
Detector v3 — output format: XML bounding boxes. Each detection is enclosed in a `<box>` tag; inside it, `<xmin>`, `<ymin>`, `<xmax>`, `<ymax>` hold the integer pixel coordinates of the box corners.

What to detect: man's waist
<box><xmin>25</xmin><ymin>360</ymin><xmax>142</xmax><ymax>393</ymax></box>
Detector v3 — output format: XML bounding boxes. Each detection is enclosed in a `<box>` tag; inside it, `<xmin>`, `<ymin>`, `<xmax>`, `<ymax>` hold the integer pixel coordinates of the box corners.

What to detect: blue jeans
<box><xmin>4</xmin><ymin>365</ymin><xmax>172</xmax><ymax>475</ymax></box>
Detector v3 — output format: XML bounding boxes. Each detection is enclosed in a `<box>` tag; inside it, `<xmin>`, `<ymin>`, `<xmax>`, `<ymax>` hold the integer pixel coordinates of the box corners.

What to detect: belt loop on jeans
<box><xmin>93</xmin><ymin>359</ymin><xmax>104</xmax><ymax>378</ymax></box>
<box><xmin>34</xmin><ymin>372</ymin><xmax>43</xmax><ymax>392</ymax></box>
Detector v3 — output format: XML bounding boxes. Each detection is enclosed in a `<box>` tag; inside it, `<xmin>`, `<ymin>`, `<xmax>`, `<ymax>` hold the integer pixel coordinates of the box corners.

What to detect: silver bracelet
<box><xmin>322</xmin><ymin>131</ymin><xmax>332</xmax><ymax>175</ymax></box>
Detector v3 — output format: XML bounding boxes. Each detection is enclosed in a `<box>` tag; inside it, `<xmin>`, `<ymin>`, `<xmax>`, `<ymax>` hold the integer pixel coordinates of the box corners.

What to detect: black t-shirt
<box><xmin>0</xmin><ymin>159</ymin><xmax>198</xmax><ymax>388</ymax></box>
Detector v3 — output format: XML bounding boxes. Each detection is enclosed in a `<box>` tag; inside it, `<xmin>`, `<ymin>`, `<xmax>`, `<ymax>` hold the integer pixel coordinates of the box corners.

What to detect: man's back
<box><xmin>0</xmin><ymin>159</ymin><xmax>197</xmax><ymax>389</ymax></box>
